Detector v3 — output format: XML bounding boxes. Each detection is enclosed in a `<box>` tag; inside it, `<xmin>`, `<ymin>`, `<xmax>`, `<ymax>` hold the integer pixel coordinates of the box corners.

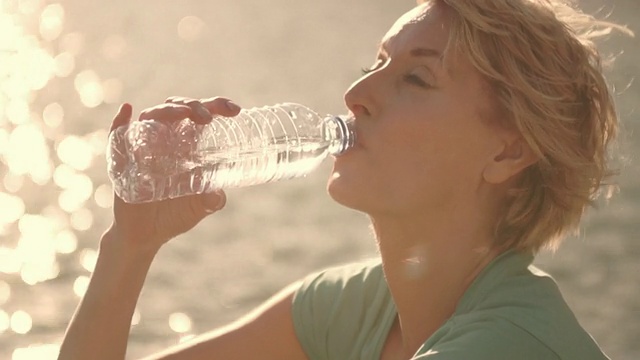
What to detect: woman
<box><xmin>58</xmin><ymin>0</ymin><xmax>630</xmax><ymax>359</ymax></box>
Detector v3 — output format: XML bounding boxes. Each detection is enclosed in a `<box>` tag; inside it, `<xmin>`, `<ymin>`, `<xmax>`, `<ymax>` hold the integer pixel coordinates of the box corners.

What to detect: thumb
<box><xmin>201</xmin><ymin>190</ymin><xmax>227</xmax><ymax>214</ymax></box>
<box><xmin>110</xmin><ymin>103</ymin><xmax>133</xmax><ymax>132</ymax></box>
<box><xmin>173</xmin><ymin>190</ymin><xmax>226</xmax><ymax>236</ymax></box>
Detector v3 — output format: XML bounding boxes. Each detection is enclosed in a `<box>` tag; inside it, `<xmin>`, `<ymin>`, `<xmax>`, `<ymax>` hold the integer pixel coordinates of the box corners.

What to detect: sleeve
<box><xmin>412</xmin><ymin>318</ymin><xmax>560</xmax><ymax>360</ymax></box>
<box><xmin>291</xmin><ymin>260</ymin><xmax>391</xmax><ymax>360</ymax></box>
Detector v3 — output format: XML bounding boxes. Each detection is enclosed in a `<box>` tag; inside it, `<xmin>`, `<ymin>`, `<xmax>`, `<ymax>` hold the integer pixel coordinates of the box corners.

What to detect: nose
<box><xmin>343</xmin><ymin>71</ymin><xmax>381</xmax><ymax>119</ymax></box>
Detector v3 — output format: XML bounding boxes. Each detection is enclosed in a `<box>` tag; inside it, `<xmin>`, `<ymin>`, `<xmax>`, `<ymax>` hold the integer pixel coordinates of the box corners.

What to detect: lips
<box><xmin>342</xmin><ymin>114</ymin><xmax>365</xmax><ymax>150</ymax></box>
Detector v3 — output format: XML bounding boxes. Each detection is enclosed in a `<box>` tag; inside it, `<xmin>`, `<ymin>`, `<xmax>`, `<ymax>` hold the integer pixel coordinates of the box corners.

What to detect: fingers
<box><xmin>138</xmin><ymin>103</ymin><xmax>192</xmax><ymax>122</ymax></box>
<box><xmin>110</xmin><ymin>103</ymin><xmax>133</xmax><ymax>132</ymax></box>
<box><xmin>200</xmin><ymin>97</ymin><xmax>242</xmax><ymax>117</ymax></box>
<box><xmin>166</xmin><ymin>96</ymin><xmax>242</xmax><ymax>124</ymax></box>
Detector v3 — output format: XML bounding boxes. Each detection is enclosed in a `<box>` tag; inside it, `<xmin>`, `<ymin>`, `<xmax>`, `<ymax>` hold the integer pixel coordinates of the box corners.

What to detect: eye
<box><xmin>403</xmin><ymin>74</ymin><xmax>431</xmax><ymax>88</ymax></box>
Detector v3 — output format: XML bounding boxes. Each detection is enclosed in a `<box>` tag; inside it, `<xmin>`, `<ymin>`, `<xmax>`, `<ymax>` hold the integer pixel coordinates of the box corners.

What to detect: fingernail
<box><xmin>203</xmin><ymin>191</ymin><xmax>225</xmax><ymax>213</ymax></box>
<box><xmin>226</xmin><ymin>101</ymin><xmax>241</xmax><ymax>112</ymax></box>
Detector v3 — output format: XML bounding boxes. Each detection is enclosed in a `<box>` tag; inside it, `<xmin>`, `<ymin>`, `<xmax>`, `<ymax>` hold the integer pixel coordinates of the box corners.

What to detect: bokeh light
<box><xmin>54</xmin><ymin>229</ymin><xmax>78</xmax><ymax>254</ymax></box>
<box><xmin>177</xmin><ymin>16</ymin><xmax>205</xmax><ymax>42</ymax></box>
<box><xmin>93</xmin><ymin>183</ymin><xmax>113</xmax><ymax>209</ymax></box>
<box><xmin>42</xmin><ymin>102</ymin><xmax>64</xmax><ymax>128</ymax></box>
<box><xmin>10</xmin><ymin>310</ymin><xmax>33</xmax><ymax>335</ymax></box>
<box><xmin>73</xmin><ymin>276</ymin><xmax>90</xmax><ymax>297</ymax></box>
<box><xmin>0</xmin><ymin>310</ymin><xmax>10</xmax><ymax>334</ymax></box>
<box><xmin>168</xmin><ymin>312</ymin><xmax>192</xmax><ymax>333</ymax></box>
<box><xmin>53</xmin><ymin>51</ymin><xmax>75</xmax><ymax>78</ymax></box>
<box><xmin>0</xmin><ymin>192</ymin><xmax>25</xmax><ymax>229</ymax></box>
<box><xmin>79</xmin><ymin>248</ymin><xmax>97</xmax><ymax>272</ymax></box>
<box><xmin>74</xmin><ymin>70</ymin><xmax>104</xmax><ymax>108</ymax></box>
<box><xmin>12</xmin><ymin>344</ymin><xmax>60</xmax><ymax>360</ymax></box>
<box><xmin>39</xmin><ymin>3</ymin><xmax>64</xmax><ymax>42</ymax></box>
<box><xmin>56</xmin><ymin>135</ymin><xmax>94</xmax><ymax>171</ymax></box>
<box><xmin>0</xmin><ymin>280</ymin><xmax>11</xmax><ymax>305</ymax></box>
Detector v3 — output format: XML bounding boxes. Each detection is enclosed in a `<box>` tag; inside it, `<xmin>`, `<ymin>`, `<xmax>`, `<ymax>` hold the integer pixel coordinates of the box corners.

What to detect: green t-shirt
<box><xmin>291</xmin><ymin>250</ymin><xmax>608</xmax><ymax>359</ymax></box>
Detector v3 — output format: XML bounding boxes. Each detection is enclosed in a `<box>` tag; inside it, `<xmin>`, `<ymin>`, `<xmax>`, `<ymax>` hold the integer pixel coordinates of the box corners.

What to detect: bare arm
<box><xmin>58</xmin><ymin>229</ymin><xmax>158</xmax><ymax>360</ymax></box>
<box><xmin>60</xmin><ymin>229</ymin><xmax>308</xmax><ymax>360</ymax></box>
<box><xmin>58</xmin><ymin>98</ymin><xmax>308</xmax><ymax>360</ymax></box>
<box><xmin>145</xmin><ymin>281</ymin><xmax>307</xmax><ymax>360</ymax></box>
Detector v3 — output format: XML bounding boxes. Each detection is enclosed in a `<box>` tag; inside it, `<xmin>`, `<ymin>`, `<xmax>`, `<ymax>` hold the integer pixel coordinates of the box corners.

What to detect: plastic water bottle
<box><xmin>107</xmin><ymin>102</ymin><xmax>355</xmax><ymax>203</ymax></box>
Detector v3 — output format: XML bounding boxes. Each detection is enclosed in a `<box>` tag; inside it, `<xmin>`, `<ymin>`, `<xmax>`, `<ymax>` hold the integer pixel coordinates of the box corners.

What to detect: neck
<box><xmin>371</xmin><ymin>210</ymin><xmax>502</xmax><ymax>356</ymax></box>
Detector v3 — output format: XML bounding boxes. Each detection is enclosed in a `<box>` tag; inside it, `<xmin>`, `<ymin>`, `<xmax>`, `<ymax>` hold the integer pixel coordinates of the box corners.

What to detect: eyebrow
<box><xmin>379</xmin><ymin>43</ymin><xmax>444</xmax><ymax>63</ymax></box>
<box><xmin>409</xmin><ymin>47</ymin><xmax>443</xmax><ymax>59</ymax></box>
<box><xmin>378</xmin><ymin>43</ymin><xmax>448</xmax><ymax>78</ymax></box>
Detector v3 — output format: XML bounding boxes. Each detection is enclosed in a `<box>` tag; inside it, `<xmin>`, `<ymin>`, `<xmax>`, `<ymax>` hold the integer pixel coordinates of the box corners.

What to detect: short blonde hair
<box><xmin>418</xmin><ymin>0</ymin><xmax>633</xmax><ymax>252</ymax></box>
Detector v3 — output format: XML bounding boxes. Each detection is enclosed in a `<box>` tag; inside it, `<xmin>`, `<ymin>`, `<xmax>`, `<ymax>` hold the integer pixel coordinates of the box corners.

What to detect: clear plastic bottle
<box><xmin>107</xmin><ymin>102</ymin><xmax>355</xmax><ymax>203</ymax></box>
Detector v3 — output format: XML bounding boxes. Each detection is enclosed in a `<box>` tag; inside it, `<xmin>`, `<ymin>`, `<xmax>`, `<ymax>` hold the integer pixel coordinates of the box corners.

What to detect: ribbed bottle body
<box><xmin>107</xmin><ymin>103</ymin><xmax>353</xmax><ymax>203</ymax></box>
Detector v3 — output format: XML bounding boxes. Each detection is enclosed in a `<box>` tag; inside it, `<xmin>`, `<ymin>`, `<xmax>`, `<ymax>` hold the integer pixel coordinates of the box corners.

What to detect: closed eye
<box><xmin>403</xmin><ymin>74</ymin><xmax>431</xmax><ymax>88</ymax></box>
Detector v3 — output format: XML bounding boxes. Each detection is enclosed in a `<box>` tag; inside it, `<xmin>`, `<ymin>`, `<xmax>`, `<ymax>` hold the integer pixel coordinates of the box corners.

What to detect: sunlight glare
<box><xmin>73</xmin><ymin>275</ymin><xmax>89</xmax><ymax>297</ymax></box>
<box><xmin>0</xmin><ymin>192</ymin><xmax>25</xmax><ymax>227</ymax></box>
<box><xmin>0</xmin><ymin>128</ymin><xmax>8</xmax><ymax>154</ymax></box>
<box><xmin>56</xmin><ymin>135</ymin><xmax>94</xmax><ymax>171</ymax></box>
<box><xmin>79</xmin><ymin>248</ymin><xmax>97</xmax><ymax>272</ymax></box>
<box><xmin>17</xmin><ymin>214</ymin><xmax>59</xmax><ymax>284</ymax></box>
<box><xmin>0</xmin><ymin>309</ymin><xmax>9</xmax><ymax>334</ymax></box>
<box><xmin>12</xmin><ymin>344</ymin><xmax>60</xmax><ymax>360</ymax></box>
<box><xmin>10</xmin><ymin>310</ymin><xmax>32</xmax><ymax>334</ymax></box>
<box><xmin>2</xmin><ymin>173</ymin><xmax>24</xmax><ymax>193</ymax></box>
<box><xmin>54</xmin><ymin>51</ymin><xmax>75</xmax><ymax>78</ymax></box>
<box><xmin>0</xmin><ymin>280</ymin><xmax>11</xmax><ymax>305</ymax></box>
<box><xmin>23</xmin><ymin>46</ymin><xmax>56</xmax><ymax>90</ymax></box>
<box><xmin>42</xmin><ymin>102</ymin><xmax>64</xmax><ymax>128</ymax></box>
<box><xmin>0</xmin><ymin>247</ymin><xmax>21</xmax><ymax>274</ymax></box>
<box><xmin>169</xmin><ymin>312</ymin><xmax>192</xmax><ymax>333</ymax></box>
<box><xmin>7</xmin><ymin>124</ymin><xmax>52</xmax><ymax>182</ymax></box>
<box><xmin>74</xmin><ymin>70</ymin><xmax>104</xmax><ymax>108</ymax></box>
<box><xmin>21</xmin><ymin>260</ymin><xmax>60</xmax><ymax>285</ymax></box>
<box><xmin>94</xmin><ymin>183</ymin><xmax>113</xmax><ymax>209</ymax></box>
<box><xmin>39</xmin><ymin>3</ymin><xmax>64</xmax><ymax>41</ymax></box>
<box><xmin>70</xmin><ymin>207</ymin><xmax>93</xmax><ymax>231</ymax></box>
<box><xmin>6</xmin><ymin>99</ymin><xmax>30</xmax><ymax>125</ymax></box>
<box><xmin>85</xmin><ymin>128</ymin><xmax>108</xmax><ymax>155</ymax></box>
<box><xmin>18</xmin><ymin>0</ymin><xmax>43</xmax><ymax>15</ymax></box>
<box><xmin>57</xmin><ymin>175</ymin><xmax>93</xmax><ymax>213</ymax></box>
<box><xmin>54</xmin><ymin>229</ymin><xmax>78</xmax><ymax>254</ymax></box>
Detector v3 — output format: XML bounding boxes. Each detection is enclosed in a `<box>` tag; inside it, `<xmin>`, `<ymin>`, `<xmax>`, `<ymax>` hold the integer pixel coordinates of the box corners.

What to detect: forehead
<box><xmin>380</xmin><ymin>2</ymin><xmax>452</xmax><ymax>54</ymax></box>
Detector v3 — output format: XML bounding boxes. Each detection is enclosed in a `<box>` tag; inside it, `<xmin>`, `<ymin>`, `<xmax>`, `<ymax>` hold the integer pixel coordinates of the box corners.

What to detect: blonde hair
<box><xmin>418</xmin><ymin>0</ymin><xmax>633</xmax><ymax>252</ymax></box>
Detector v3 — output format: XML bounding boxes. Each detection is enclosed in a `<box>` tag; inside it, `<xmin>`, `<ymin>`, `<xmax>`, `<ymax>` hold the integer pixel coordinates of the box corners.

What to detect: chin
<box><xmin>326</xmin><ymin>169</ymin><xmax>371</xmax><ymax>213</ymax></box>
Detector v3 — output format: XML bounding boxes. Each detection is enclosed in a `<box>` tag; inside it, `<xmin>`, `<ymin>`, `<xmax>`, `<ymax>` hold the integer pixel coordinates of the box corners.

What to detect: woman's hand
<box><xmin>106</xmin><ymin>97</ymin><xmax>242</xmax><ymax>252</ymax></box>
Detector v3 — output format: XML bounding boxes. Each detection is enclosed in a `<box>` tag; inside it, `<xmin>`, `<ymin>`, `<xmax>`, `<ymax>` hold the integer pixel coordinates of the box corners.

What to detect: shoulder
<box><xmin>416</xmin><ymin>251</ymin><xmax>609</xmax><ymax>360</ymax></box>
<box><xmin>292</xmin><ymin>258</ymin><xmax>389</xmax><ymax>325</ymax></box>
<box><xmin>294</xmin><ymin>259</ymin><xmax>386</xmax><ymax>303</ymax></box>
<box><xmin>291</xmin><ymin>259</ymin><xmax>394</xmax><ymax>359</ymax></box>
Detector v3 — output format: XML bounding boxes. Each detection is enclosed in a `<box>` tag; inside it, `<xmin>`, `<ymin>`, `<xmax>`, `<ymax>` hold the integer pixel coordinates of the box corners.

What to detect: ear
<box><xmin>483</xmin><ymin>137</ymin><xmax>538</xmax><ymax>184</ymax></box>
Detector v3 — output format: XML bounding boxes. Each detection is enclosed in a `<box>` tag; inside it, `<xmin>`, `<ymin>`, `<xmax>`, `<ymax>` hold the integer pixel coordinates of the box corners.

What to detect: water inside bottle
<box><xmin>159</xmin><ymin>135</ymin><xmax>329</xmax><ymax>199</ymax></box>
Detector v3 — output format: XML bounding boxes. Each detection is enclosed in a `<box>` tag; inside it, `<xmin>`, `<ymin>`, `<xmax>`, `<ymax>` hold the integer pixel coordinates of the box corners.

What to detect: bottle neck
<box><xmin>325</xmin><ymin>115</ymin><xmax>355</xmax><ymax>156</ymax></box>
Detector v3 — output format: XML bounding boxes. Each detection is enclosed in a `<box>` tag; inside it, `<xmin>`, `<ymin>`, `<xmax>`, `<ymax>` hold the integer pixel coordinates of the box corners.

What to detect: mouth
<box><xmin>345</xmin><ymin>115</ymin><xmax>365</xmax><ymax>150</ymax></box>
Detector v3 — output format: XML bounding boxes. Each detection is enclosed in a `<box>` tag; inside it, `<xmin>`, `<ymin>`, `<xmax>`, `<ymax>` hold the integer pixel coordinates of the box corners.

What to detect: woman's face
<box><xmin>328</xmin><ymin>2</ymin><xmax>511</xmax><ymax>218</ymax></box>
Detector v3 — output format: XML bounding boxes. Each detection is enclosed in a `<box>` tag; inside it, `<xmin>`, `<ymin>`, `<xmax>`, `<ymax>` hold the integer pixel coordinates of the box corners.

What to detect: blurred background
<box><xmin>0</xmin><ymin>0</ymin><xmax>638</xmax><ymax>359</ymax></box>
